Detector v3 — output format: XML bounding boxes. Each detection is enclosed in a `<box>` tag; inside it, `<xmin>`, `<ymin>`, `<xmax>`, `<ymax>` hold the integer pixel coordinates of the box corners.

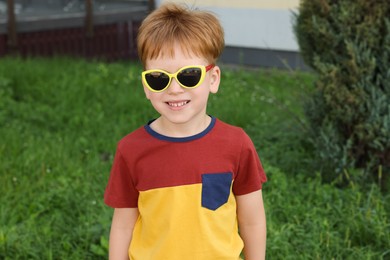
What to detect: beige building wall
<box><xmin>156</xmin><ymin>0</ymin><xmax>300</xmax><ymax>51</ymax></box>
<box><xmin>159</xmin><ymin>0</ymin><xmax>299</xmax><ymax>9</ymax></box>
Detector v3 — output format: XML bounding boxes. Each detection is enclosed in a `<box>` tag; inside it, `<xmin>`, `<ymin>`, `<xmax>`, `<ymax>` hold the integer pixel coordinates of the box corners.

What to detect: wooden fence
<box><xmin>0</xmin><ymin>1</ymin><xmax>151</xmax><ymax>61</ymax></box>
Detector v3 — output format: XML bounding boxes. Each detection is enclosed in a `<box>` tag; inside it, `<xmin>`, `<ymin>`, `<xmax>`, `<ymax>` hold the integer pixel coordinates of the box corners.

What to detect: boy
<box><xmin>104</xmin><ymin>3</ymin><xmax>267</xmax><ymax>260</ymax></box>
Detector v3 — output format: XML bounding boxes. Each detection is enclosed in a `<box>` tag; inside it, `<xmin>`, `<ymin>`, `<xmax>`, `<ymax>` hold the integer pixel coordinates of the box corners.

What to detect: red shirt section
<box><xmin>104</xmin><ymin>118</ymin><xmax>267</xmax><ymax>208</ymax></box>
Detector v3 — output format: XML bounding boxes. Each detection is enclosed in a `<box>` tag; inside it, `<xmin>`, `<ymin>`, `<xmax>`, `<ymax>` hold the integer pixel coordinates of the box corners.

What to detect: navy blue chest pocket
<box><xmin>201</xmin><ymin>172</ymin><xmax>233</xmax><ymax>210</ymax></box>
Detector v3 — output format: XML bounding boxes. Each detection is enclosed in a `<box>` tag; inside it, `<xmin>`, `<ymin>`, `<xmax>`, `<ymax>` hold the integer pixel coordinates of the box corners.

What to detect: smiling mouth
<box><xmin>167</xmin><ymin>101</ymin><xmax>190</xmax><ymax>107</ymax></box>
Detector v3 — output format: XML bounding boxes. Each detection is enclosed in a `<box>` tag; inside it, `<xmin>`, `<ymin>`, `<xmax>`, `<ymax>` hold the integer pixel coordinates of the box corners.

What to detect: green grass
<box><xmin>0</xmin><ymin>57</ymin><xmax>389</xmax><ymax>259</ymax></box>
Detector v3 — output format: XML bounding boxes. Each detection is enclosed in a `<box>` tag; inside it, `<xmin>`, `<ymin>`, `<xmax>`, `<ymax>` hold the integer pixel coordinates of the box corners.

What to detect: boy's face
<box><xmin>142</xmin><ymin>44</ymin><xmax>220</xmax><ymax>130</ymax></box>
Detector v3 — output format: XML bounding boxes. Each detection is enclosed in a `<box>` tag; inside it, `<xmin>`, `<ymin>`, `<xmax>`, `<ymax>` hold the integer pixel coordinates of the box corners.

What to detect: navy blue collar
<box><xmin>144</xmin><ymin>116</ymin><xmax>216</xmax><ymax>143</ymax></box>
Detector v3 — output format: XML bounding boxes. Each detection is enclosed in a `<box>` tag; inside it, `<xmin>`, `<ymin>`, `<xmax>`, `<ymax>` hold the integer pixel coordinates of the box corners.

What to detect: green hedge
<box><xmin>294</xmin><ymin>0</ymin><xmax>390</xmax><ymax>188</ymax></box>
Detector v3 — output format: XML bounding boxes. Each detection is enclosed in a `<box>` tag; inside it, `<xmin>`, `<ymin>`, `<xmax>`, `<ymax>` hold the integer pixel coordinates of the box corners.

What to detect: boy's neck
<box><xmin>149</xmin><ymin>115</ymin><xmax>212</xmax><ymax>138</ymax></box>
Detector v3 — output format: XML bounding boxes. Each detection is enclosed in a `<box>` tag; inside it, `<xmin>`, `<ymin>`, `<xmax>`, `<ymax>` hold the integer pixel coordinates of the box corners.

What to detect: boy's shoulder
<box><xmin>213</xmin><ymin>119</ymin><xmax>257</xmax><ymax>150</ymax></box>
<box><xmin>116</xmin><ymin>124</ymin><xmax>149</xmax><ymax>149</ymax></box>
<box><xmin>214</xmin><ymin>118</ymin><xmax>249</xmax><ymax>139</ymax></box>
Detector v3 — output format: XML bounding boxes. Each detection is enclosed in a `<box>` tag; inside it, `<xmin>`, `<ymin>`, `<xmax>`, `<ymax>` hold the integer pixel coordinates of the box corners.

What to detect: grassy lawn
<box><xmin>0</xmin><ymin>57</ymin><xmax>389</xmax><ymax>259</ymax></box>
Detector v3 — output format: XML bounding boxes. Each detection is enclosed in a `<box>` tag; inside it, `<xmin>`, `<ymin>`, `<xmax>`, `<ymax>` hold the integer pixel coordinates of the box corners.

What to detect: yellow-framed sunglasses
<box><xmin>141</xmin><ymin>64</ymin><xmax>215</xmax><ymax>93</ymax></box>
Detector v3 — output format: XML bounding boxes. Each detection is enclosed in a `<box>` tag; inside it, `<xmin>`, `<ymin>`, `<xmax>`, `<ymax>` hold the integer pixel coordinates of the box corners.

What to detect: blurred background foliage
<box><xmin>294</xmin><ymin>0</ymin><xmax>390</xmax><ymax>189</ymax></box>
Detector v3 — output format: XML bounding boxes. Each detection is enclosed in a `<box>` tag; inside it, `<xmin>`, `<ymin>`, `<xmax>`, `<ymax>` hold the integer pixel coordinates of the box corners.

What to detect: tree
<box><xmin>294</xmin><ymin>0</ymin><xmax>390</xmax><ymax>189</ymax></box>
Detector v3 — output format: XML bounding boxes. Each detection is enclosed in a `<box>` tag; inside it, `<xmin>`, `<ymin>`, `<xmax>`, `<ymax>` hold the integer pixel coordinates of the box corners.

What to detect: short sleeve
<box><xmin>104</xmin><ymin>148</ymin><xmax>139</xmax><ymax>208</ymax></box>
<box><xmin>232</xmin><ymin>130</ymin><xmax>267</xmax><ymax>195</ymax></box>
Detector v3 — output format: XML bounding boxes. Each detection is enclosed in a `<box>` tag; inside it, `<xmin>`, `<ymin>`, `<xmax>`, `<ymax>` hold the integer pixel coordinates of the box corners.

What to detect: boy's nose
<box><xmin>167</xmin><ymin>78</ymin><xmax>184</xmax><ymax>94</ymax></box>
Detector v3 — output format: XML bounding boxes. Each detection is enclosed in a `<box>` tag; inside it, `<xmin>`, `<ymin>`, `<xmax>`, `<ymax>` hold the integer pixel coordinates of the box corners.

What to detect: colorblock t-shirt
<box><xmin>104</xmin><ymin>117</ymin><xmax>267</xmax><ymax>260</ymax></box>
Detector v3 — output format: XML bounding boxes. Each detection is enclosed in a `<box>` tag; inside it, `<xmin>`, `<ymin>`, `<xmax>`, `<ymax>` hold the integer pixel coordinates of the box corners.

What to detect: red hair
<box><xmin>137</xmin><ymin>3</ymin><xmax>225</xmax><ymax>66</ymax></box>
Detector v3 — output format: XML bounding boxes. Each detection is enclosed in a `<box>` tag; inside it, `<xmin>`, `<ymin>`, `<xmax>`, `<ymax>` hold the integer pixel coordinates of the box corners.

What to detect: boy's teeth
<box><xmin>168</xmin><ymin>101</ymin><xmax>188</xmax><ymax>107</ymax></box>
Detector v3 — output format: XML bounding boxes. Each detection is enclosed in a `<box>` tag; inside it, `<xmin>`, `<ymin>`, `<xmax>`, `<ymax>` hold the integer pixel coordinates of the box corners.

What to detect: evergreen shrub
<box><xmin>294</xmin><ymin>0</ymin><xmax>390</xmax><ymax>188</ymax></box>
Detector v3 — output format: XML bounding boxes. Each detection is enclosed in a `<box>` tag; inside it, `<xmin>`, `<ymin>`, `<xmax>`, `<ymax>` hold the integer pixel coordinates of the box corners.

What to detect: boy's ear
<box><xmin>209</xmin><ymin>65</ymin><xmax>221</xmax><ymax>94</ymax></box>
<box><xmin>142</xmin><ymin>82</ymin><xmax>151</xmax><ymax>100</ymax></box>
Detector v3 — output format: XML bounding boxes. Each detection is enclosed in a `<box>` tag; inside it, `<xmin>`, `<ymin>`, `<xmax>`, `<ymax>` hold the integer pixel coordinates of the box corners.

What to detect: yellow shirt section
<box><xmin>129</xmin><ymin>183</ymin><xmax>243</xmax><ymax>260</ymax></box>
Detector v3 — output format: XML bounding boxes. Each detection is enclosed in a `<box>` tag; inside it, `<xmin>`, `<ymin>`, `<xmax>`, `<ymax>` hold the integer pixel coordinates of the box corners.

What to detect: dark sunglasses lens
<box><xmin>177</xmin><ymin>67</ymin><xmax>202</xmax><ymax>87</ymax></box>
<box><xmin>145</xmin><ymin>72</ymin><xmax>170</xmax><ymax>91</ymax></box>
